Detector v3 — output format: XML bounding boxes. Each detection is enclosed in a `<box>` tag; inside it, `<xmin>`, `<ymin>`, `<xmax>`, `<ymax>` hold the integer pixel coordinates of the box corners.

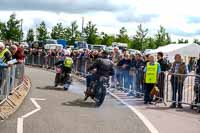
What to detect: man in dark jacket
<box><xmin>196</xmin><ymin>54</ymin><xmax>200</xmax><ymax>74</ymax></box>
<box><xmin>135</xmin><ymin>54</ymin><xmax>145</xmax><ymax>97</ymax></box>
<box><xmin>194</xmin><ymin>54</ymin><xmax>200</xmax><ymax>104</ymax></box>
<box><xmin>85</xmin><ymin>51</ymin><xmax>114</xmax><ymax>101</ymax></box>
<box><xmin>157</xmin><ymin>52</ymin><xmax>168</xmax><ymax>100</ymax></box>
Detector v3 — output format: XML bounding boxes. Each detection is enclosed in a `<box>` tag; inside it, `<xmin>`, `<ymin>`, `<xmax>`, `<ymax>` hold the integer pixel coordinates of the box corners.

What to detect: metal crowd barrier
<box><xmin>25</xmin><ymin>54</ymin><xmax>59</xmax><ymax>69</ymax></box>
<box><xmin>0</xmin><ymin>64</ymin><xmax>25</xmax><ymax>101</ymax></box>
<box><xmin>166</xmin><ymin>73</ymin><xmax>200</xmax><ymax>106</ymax></box>
<box><xmin>25</xmin><ymin>54</ymin><xmax>200</xmax><ymax>108</ymax></box>
<box><xmin>76</xmin><ymin>60</ymin><xmax>199</xmax><ymax>107</ymax></box>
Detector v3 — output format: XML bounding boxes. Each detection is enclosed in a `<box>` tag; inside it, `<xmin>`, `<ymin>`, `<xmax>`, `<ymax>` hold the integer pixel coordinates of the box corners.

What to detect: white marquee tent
<box><xmin>147</xmin><ymin>43</ymin><xmax>200</xmax><ymax>62</ymax></box>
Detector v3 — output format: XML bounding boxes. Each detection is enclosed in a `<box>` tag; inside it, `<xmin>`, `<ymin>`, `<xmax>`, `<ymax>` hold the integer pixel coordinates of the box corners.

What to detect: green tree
<box><xmin>0</xmin><ymin>14</ymin><xmax>23</xmax><ymax>42</ymax></box>
<box><xmin>100</xmin><ymin>32</ymin><xmax>115</xmax><ymax>46</ymax></box>
<box><xmin>131</xmin><ymin>24</ymin><xmax>148</xmax><ymax>50</ymax></box>
<box><xmin>146</xmin><ymin>37</ymin><xmax>156</xmax><ymax>49</ymax></box>
<box><xmin>64</xmin><ymin>21</ymin><xmax>80</xmax><ymax>45</ymax></box>
<box><xmin>51</xmin><ymin>23</ymin><xmax>65</xmax><ymax>39</ymax></box>
<box><xmin>26</xmin><ymin>28</ymin><xmax>34</xmax><ymax>43</ymax></box>
<box><xmin>36</xmin><ymin>21</ymin><xmax>48</xmax><ymax>41</ymax></box>
<box><xmin>193</xmin><ymin>39</ymin><xmax>200</xmax><ymax>45</ymax></box>
<box><xmin>84</xmin><ymin>21</ymin><xmax>98</xmax><ymax>44</ymax></box>
<box><xmin>0</xmin><ymin>22</ymin><xmax>5</xmax><ymax>40</ymax></box>
<box><xmin>116</xmin><ymin>27</ymin><xmax>130</xmax><ymax>44</ymax></box>
<box><xmin>178</xmin><ymin>38</ymin><xmax>188</xmax><ymax>44</ymax></box>
<box><xmin>0</xmin><ymin>21</ymin><xmax>4</xmax><ymax>40</ymax></box>
<box><xmin>154</xmin><ymin>26</ymin><xmax>171</xmax><ymax>48</ymax></box>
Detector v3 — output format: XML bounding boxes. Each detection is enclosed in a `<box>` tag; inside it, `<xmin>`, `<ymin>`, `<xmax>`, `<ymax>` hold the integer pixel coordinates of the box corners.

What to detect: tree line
<box><xmin>0</xmin><ymin>14</ymin><xmax>199</xmax><ymax>50</ymax></box>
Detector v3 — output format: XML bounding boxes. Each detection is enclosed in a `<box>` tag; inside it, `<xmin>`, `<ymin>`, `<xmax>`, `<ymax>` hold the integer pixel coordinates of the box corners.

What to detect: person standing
<box><xmin>135</xmin><ymin>54</ymin><xmax>145</xmax><ymax>97</ymax></box>
<box><xmin>10</xmin><ymin>45</ymin><xmax>25</xmax><ymax>64</ymax></box>
<box><xmin>196</xmin><ymin>54</ymin><xmax>200</xmax><ymax>75</ymax></box>
<box><xmin>157</xmin><ymin>52</ymin><xmax>168</xmax><ymax>100</ymax></box>
<box><xmin>118</xmin><ymin>54</ymin><xmax>131</xmax><ymax>92</ymax></box>
<box><xmin>194</xmin><ymin>54</ymin><xmax>200</xmax><ymax>105</ymax></box>
<box><xmin>144</xmin><ymin>55</ymin><xmax>161</xmax><ymax>104</ymax></box>
<box><xmin>0</xmin><ymin>42</ymin><xmax>12</xmax><ymax>63</ymax></box>
<box><xmin>127</xmin><ymin>54</ymin><xmax>137</xmax><ymax>96</ymax></box>
<box><xmin>170</xmin><ymin>54</ymin><xmax>188</xmax><ymax>108</ymax></box>
<box><xmin>112</xmin><ymin>47</ymin><xmax>120</xmax><ymax>88</ymax></box>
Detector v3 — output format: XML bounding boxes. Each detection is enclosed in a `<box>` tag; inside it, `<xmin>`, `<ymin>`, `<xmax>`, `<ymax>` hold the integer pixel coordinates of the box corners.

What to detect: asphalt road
<box><xmin>0</xmin><ymin>67</ymin><xmax>149</xmax><ymax>133</ymax></box>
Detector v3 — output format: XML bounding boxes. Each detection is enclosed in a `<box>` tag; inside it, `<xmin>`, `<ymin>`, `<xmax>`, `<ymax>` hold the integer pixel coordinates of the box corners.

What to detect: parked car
<box><xmin>44</xmin><ymin>44</ymin><xmax>63</xmax><ymax>50</ymax></box>
<box><xmin>31</xmin><ymin>41</ymin><xmax>45</xmax><ymax>49</ymax></box>
<box><xmin>74</xmin><ymin>41</ymin><xmax>88</xmax><ymax>49</ymax></box>
<box><xmin>112</xmin><ymin>42</ymin><xmax>128</xmax><ymax>50</ymax></box>
<box><xmin>105</xmin><ymin>46</ymin><xmax>114</xmax><ymax>53</ymax></box>
<box><xmin>92</xmin><ymin>45</ymin><xmax>106</xmax><ymax>51</ymax></box>
<box><xmin>20</xmin><ymin>42</ymin><xmax>29</xmax><ymax>48</ymax></box>
<box><xmin>128</xmin><ymin>49</ymin><xmax>141</xmax><ymax>55</ymax></box>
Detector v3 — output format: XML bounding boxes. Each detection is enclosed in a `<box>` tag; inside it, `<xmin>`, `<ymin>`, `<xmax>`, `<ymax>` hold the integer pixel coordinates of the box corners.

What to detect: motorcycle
<box><xmin>54</xmin><ymin>65</ymin><xmax>72</xmax><ymax>90</ymax></box>
<box><xmin>84</xmin><ymin>75</ymin><xmax>109</xmax><ymax>107</ymax></box>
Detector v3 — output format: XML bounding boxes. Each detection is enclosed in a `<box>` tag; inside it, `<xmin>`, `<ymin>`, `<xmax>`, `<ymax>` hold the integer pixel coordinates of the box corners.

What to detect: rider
<box><xmin>54</xmin><ymin>50</ymin><xmax>73</xmax><ymax>90</ymax></box>
<box><xmin>84</xmin><ymin>51</ymin><xmax>114</xmax><ymax>100</ymax></box>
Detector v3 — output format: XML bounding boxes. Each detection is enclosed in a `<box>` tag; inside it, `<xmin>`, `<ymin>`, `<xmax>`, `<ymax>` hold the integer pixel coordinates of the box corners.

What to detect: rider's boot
<box><xmin>84</xmin><ymin>87</ymin><xmax>92</xmax><ymax>101</ymax></box>
<box><xmin>54</xmin><ymin>73</ymin><xmax>60</xmax><ymax>87</ymax></box>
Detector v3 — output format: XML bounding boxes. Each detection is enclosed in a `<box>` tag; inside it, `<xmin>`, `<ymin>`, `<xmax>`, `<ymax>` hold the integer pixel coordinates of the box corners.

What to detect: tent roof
<box><xmin>148</xmin><ymin>43</ymin><xmax>200</xmax><ymax>57</ymax></box>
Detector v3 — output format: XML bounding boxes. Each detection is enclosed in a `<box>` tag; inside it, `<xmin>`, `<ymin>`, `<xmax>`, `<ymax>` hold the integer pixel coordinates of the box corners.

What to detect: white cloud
<box><xmin>1</xmin><ymin>0</ymin><xmax>200</xmax><ymax>41</ymax></box>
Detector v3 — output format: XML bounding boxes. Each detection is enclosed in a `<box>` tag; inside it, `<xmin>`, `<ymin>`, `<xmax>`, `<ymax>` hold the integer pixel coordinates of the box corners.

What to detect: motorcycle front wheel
<box><xmin>95</xmin><ymin>86</ymin><xmax>106</xmax><ymax>107</ymax></box>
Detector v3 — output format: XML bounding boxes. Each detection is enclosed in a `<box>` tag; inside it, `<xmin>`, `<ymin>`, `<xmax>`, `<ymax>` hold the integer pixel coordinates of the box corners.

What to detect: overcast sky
<box><xmin>1</xmin><ymin>0</ymin><xmax>200</xmax><ymax>41</ymax></box>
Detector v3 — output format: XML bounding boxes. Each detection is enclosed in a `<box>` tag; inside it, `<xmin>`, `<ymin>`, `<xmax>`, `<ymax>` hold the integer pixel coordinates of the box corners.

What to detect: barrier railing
<box><xmin>25</xmin><ymin>54</ymin><xmax>200</xmax><ymax>108</ymax></box>
<box><xmin>0</xmin><ymin>64</ymin><xmax>25</xmax><ymax>101</ymax></box>
<box><xmin>166</xmin><ymin>73</ymin><xmax>200</xmax><ymax>106</ymax></box>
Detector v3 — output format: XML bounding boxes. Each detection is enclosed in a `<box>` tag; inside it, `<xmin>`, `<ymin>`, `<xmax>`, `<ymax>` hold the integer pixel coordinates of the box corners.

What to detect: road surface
<box><xmin>0</xmin><ymin>67</ymin><xmax>149</xmax><ymax>133</ymax></box>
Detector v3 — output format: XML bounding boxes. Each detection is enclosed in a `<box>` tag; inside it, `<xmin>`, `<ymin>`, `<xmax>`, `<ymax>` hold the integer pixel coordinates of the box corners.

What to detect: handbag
<box><xmin>150</xmin><ymin>85</ymin><xmax>160</xmax><ymax>97</ymax></box>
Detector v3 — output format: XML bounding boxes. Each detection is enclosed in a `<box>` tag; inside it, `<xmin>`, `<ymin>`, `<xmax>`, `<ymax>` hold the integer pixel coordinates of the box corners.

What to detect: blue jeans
<box><xmin>116</xmin><ymin>69</ymin><xmax>123</xmax><ymax>87</ymax></box>
<box><xmin>86</xmin><ymin>74</ymin><xmax>97</xmax><ymax>87</ymax></box>
<box><xmin>121</xmin><ymin>69</ymin><xmax>130</xmax><ymax>89</ymax></box>
<box><xmin>136</xmin><ymin>70</ymin><xmax>144</xmax><ymax>94</ymax></box>
<box><xmin>171</xmin><ymin>77</ymin><xmax>184</xmax><ymax>103</ymax></box>
<box><xmin>129</xmin><ymin>74</ymin><xmax>136</xmax><ymax>91</ymax></box>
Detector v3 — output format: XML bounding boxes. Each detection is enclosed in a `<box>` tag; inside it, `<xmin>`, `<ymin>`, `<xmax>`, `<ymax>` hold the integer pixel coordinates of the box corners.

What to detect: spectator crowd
<box><xmin>24</xmin><ymin>46</ymin><xmax>200</xmax><ymax>109</ymax></box>
<box><xmin>0</xmin><ymin>42</ymin><xmax>25</xmax><ymax>97</ymax></box>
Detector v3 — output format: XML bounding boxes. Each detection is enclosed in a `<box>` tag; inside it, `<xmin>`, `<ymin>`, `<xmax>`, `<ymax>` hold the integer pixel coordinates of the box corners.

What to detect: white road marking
<box><xmin>108</xmin><ymin>91</ymin><xmax>159</xmax><ymax>133</ymax></box>
<box><xmin>17</xmin><ymin>98</ymin><xmax>46</xmax><ymax>133</ymax></box>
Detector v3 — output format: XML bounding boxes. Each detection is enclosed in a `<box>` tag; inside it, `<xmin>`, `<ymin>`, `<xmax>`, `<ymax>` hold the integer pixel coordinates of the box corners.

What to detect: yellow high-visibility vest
<box><xmin>0</xmin><ymin>48</ymin><xmax>9</xmax><ymax>63</ymax></box>
<box><xmin>64</xmin><ymin>57</ymin><xmax>73</xmax><ymax>68</ymax></box>
<box><xmin>145</xmin><ymin>62</ymin><xmax>158</xmax><ymax>84</ymax></box>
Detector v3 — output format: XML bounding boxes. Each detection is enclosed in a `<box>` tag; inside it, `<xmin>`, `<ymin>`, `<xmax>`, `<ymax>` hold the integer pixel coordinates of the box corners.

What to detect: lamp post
<box><xmin>19</xmin><ymin>19</ymin><xmax>23</xmax><ymax>43</ymax></box>
<box><xmin>81</xmin><ymin>17</ymin><xmax>84</xmax><ymax>41</ymax></box>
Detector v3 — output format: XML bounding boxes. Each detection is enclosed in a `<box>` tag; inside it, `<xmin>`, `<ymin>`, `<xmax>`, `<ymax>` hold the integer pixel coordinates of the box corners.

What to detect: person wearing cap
<box><xmin>143</xmin><ymin>55</ymin><xmax>161</xmax><ymax>104</ymax></box>
<box><xmin>0</xmin><ymin>42</ymin><xmax>12</xmax><ymax>63</ymax></box>
<box><xmin>170</xmin><ymin>54</ymin><xmax>188</xmax><ymax>108</ymax></box>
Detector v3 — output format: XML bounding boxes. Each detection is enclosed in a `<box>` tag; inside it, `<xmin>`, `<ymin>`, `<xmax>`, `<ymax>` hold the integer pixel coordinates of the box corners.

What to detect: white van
<box><xmin>44</xmin><ymin>44</ymin><xmax>63</xmax><ymax>50</ymax></box>
<box><xmin>112</xmin><ymin>42</ymin><xmax>128</xmax><ymax>50</ymax></box>
<box><xmin>92</xmin><ymin>45</ymin><xmax>106</xmax><ymax>51</ymax></box>
<box><xmin>128</xmin><ymin>49</ymin><xmax>141</xmax><ymax>55</ymax></box>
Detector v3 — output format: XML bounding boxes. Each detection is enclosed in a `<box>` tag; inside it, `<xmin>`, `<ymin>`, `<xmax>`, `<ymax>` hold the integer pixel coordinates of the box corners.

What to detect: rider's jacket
<box><xmin>88</xmin><ymin>58</ymin><xmax>114</xmax><ymax>77</ymax></box>
<box><xmin>55</xmin><ymin>56</ymin><xmax>73</xmax><ymax>73</ymax></box>
<box><xmin>64</xmin><ymin>57</ymin><xmax>73</xmax><ymax>68</ymax></box>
